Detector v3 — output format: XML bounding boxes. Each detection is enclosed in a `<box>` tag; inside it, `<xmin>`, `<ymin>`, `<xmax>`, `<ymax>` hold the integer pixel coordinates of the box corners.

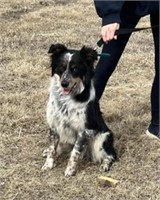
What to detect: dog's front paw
<box><xmin>65</xmin><ymin>165</ymin><xmax>76</xmax><ymax>177</ymax></box>
<box><xmin>99</xmin><ymin>160</ymin><xmax>111</xmax><ymax>172</ymax></box>
<box><xmin>41</xmin><ymin>158</ymin><xmax>56</xmax><ymax>171</ymax></box>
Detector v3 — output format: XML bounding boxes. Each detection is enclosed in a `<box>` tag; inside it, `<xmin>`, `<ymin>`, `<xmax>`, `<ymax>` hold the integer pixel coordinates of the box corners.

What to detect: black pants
<box><xmin>94</xmin><ymin>13</ymin><xmax>159</xmax><ymax>126</ymax></box>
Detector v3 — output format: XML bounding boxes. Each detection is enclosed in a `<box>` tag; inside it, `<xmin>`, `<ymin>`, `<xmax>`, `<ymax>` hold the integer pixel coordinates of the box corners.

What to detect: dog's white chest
<box><xmin>47</xmin><ymin>99</ymin><xmax>86</xmax><ymax>144</ymax></box>
<box><xmin>48</xmin><ymin>97</ymin><xmax>86</xmax><ymax>124</ymax></box>
<box><xmin>46</xmin><ymin>76</ymin><xmax>87</xmax><ymax>144</ymax></box>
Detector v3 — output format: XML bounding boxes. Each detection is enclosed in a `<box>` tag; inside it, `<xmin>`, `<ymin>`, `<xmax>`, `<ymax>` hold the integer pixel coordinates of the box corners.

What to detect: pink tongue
<box><xmin>63</xmin><ymin>89</ymin><xmax>70</xmax><ymax>95</ymax></box>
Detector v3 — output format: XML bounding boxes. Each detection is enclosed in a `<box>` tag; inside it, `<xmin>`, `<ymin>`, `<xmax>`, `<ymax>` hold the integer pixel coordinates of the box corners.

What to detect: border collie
<box><xmin>42</xmin><ymin>44</ymin><xmax>116</xmax><ymax>176</ymax></box>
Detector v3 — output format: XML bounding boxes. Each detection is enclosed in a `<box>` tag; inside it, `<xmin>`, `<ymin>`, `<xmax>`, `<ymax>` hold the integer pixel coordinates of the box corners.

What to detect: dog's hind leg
<box><xmin>91</xmin><ymin>132</ymin><xmax>116</xmax><ymax>172</ymax></box>
<box><xmin>42</xmin><ymin>128</ymin><xmax>59</xmax><ymax>171</ymax></box>
<box><xmin>65</xmin><ymin>131</ymin><xmax>88</xmax><ymax>176</ymax></box>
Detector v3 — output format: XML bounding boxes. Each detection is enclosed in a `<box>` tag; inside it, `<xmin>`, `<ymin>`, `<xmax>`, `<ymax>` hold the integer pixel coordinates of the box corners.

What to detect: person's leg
<box><xmin>94</xmin><ymin>15</ymin><xmax>140</xmax><ymax>100</ymax></box>
<box><xmin>147</xmin><ymin>13</ymin><xmax>159</xmax><ymax>138</ymax></box>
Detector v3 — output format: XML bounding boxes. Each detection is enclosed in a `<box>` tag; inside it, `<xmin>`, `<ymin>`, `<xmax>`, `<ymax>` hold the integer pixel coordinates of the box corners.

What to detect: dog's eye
<box><xmin>71</xmin><ymin>66</ymin><xmax>78</xmax><ymax>72</ymax></box>
<box><xmin>60</xmin><ymin>64</ymin><xmax>66</xmax><ymax>71</ymax></box>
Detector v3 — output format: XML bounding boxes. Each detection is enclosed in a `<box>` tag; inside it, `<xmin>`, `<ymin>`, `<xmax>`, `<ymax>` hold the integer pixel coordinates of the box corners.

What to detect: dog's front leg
<box><xmin>65</xmin><ymin>131</ymin><xmax>87</xmax><ymax>176</ymax></box>
<box><xmin>42</xmin><ymin>128</ymin><xmax>59</xmax><ymax>171</ymax></box>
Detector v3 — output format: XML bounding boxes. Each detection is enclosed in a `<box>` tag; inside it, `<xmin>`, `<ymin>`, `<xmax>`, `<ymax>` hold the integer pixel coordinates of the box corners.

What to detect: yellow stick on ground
<box><xmin>97</xmin><ymin>176</ymin><xmax>119</xmax><ymax>187</ymax></box>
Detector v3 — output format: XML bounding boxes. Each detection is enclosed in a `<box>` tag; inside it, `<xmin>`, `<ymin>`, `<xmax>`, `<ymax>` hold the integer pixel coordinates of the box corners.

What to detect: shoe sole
<box><xmin>146</xmin><ymin>130</ymin><xmax>160</xmax><ymax>140</ymax></box>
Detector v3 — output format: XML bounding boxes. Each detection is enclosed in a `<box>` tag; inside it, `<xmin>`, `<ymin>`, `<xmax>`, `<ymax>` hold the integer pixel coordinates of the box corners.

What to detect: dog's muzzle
<box><xmin>61</xmin><ymin>71</ymin><xmax>74</xmax><ymax>95</ymax></box>
<box><xmin>61</xmin><ymin>79</ymin><xmax>70</xmax><ymax>88</ymax></box>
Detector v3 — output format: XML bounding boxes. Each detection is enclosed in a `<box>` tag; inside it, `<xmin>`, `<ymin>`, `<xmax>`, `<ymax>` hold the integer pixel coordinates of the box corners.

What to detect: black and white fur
<box><xmin>42</xmin><ymin>44</ymin><xmax>116</xmax><ymax>176</ymax></box>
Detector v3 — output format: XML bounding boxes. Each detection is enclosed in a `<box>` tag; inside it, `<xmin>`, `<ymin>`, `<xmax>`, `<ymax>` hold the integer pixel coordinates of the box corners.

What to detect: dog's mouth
<box><xmin>63</xmin><ymin>88</ymin><xmax>71</xmax><ymax>95</ymax></box>
<box><xmin>62</xmin><ymin>83</ymin><xmax>77</xmax><ymax>96</ymax></box>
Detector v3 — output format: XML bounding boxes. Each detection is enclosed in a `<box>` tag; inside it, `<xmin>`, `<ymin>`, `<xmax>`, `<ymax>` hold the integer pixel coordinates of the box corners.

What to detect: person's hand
<box><xmin>101</xmin><ymin>23</ymin><xmax>120</xmax><ymax>43</ymax></box>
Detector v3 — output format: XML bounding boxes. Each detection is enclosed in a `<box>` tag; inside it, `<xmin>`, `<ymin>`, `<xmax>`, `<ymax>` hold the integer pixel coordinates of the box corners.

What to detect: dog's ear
<box><xmin>48</xmin><ymin>44</ymin><xmax>67</xmax><ymax>76</ymax></box>
<box><xmin>80</xmin><ymin>46</ymin><xmax>97</xmax><ymax>66</ymax></box>
<box><xmin>48</xmin><ymin>43</ymin><xmax>67</xmax><ymax>56</ymax></box>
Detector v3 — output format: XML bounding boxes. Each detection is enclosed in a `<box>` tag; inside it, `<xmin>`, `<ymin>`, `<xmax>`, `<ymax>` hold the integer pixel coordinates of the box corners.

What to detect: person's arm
<box><xmin>94</xmin><ymin>1</ymin><xmax>124</xmax><ymax>42</ymax></box>
<box><xmin>94</xmin><ymin>1</ymin><xmax>124</xmax><ymax>25</ymax></box>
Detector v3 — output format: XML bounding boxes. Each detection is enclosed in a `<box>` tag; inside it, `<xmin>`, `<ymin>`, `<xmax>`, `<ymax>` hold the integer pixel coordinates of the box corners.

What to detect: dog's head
<box><xmin>48</xmin><ymin>43</ymin><xmax>97</xmax><ymax>96</ymax></box>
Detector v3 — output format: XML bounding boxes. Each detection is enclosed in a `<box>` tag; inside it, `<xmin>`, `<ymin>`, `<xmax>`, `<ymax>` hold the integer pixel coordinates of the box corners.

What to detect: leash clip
<box><xmin>94</xmin><ymin>38</ymin><xmax>111</xmax><ymax>57</ymax></box>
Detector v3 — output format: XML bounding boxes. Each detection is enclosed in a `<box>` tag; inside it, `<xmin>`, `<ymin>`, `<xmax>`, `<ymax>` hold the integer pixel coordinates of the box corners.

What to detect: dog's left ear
<box><xmin>48</xmin><ymin>43</ymin><xmax>67</xmax><ymax>56</ymax></box>
<box><xmin>80</xmin><ymin>46</ymin><xmax>97</xmax><ymax>66</ymax></box>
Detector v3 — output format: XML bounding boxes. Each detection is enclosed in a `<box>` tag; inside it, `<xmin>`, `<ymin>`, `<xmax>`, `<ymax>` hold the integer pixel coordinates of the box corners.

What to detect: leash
<box><xmin>96</xmin><ymin>25</ymin><xmax>159</xmax><ymax>57</ymax></box>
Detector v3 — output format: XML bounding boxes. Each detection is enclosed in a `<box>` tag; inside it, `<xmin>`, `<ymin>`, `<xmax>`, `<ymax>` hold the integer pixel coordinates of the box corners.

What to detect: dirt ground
<box><xmin>0</xmin><ymin>0</ymin><xmax>160</xmax><ymax>199</ymax></box>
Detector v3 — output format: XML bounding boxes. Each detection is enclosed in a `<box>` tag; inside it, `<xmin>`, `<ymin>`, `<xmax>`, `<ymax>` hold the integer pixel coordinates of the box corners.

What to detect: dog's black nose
<box><xmin>61</xmin><ymin>80</ymin><xmax>69</xmax><ymax>88</ymax></box>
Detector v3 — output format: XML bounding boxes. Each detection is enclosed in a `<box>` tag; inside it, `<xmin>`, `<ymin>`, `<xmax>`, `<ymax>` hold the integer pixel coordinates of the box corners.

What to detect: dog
<box><xmin>42</xmin><ymin>44</ymin><xmax>116</xmax><ymax>176</ymax></box>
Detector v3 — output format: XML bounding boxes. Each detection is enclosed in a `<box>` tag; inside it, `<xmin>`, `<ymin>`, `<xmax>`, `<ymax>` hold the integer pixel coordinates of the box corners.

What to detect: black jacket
<box><xmin>94</xmin><ymin>1</ymin><xmax>159</xmax><ymax>26</ymax></box>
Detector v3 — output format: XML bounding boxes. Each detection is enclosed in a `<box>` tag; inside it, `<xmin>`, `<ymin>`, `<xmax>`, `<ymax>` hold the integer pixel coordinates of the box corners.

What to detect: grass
<box><xmin>0</xmin><ymin>0</ymin><xmax>159</xmax><ymax>199</ymax></box>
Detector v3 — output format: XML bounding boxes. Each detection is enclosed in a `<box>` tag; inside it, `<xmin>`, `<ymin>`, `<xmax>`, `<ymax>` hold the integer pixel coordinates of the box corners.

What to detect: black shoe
<box><xmin>146</xmin><ymin>124</ymin><xmax>160</xmax><ymax>139</ymax></box>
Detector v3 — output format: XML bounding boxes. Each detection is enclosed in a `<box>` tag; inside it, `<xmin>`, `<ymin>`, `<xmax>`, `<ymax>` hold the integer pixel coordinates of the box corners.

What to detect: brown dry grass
<box><xmin>0</xmin><ymin>0</ymin><xmax>160</xmax><ymax>199</ymax></box>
